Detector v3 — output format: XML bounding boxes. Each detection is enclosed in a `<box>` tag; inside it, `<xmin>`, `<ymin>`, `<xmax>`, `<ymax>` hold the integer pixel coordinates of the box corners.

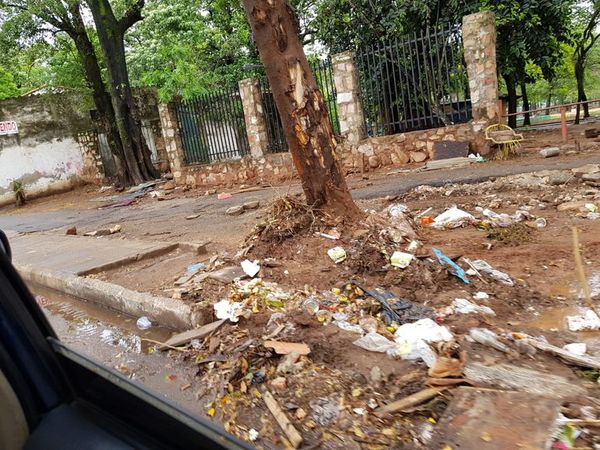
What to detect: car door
<box><xmin>0</xmin><ymin>230</ymin><xmax>251</xmax><ymax>450</ymax></box>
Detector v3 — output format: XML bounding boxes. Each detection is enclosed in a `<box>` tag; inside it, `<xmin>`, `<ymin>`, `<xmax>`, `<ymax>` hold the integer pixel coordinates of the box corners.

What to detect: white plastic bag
<box><xmin>432</xmin><ymin>207</ymin><xmax>476</xmax><ymax>229</ymax></box>
<box><xmin>452</xmin><ymin>298</ymin><xmax>495</xmax><ymax>316</ymax></box>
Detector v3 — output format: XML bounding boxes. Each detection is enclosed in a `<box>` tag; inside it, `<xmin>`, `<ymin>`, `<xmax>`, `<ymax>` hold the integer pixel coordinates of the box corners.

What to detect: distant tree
<box><xmin>0</xmin><ymin>67</ymin><xmax>18</xmax><ymax>99</ymax></box>
<box><xmin>86</xmin><ymin>0</ymin><xmax>159</xmax><ymax>184</ymax></box>
<box><xmin>573</xmin><ymin>0</ymin><xmax>600</xmax><ymax>122</ymax></box>
<box><xmin>0</xmin><ymin>0</ymin><xmax>130</xmax><ymax>185</ymax></box>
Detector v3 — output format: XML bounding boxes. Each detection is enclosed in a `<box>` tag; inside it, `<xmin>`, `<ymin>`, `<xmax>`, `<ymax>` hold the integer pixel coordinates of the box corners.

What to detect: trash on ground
<box><xmin>451</xmin><ymin>298</ymin><xmax>495</xmax><ymax>316</ymax></box>
<box><xmin>214</xmin><ymin>299</ymin><xmax>244</xmax><ymax>323</ymax></box>
<box><xmin>354</xmin><ymin>284</ymin><xmax>434</xmax><ymax>325</ymax></box>
<box><xmin>466</xmin><ymin>259</ymin><xmax>513</xmax><ymax>285</ymax></box>
<box><xmin>263</xmin><ymin>390</ymin><xmax>303</xmax><ymax>448</ymax></box>
<box><xmin>353</xmin><ymin>332</ymin><xmax>398</xmax><ymax>353</ymax></box>
<box><xmin>377</xmin><ymin>388</ymin><xmax>446</xmax><ymax>414</ymax></box>
<box><xmin>393</xmin><ymin>318</ymin><xmax>453</xmax><ymax>366</ymax></box>
<box><xmin>563</xmin><ymin>343</ymin><xmax>587</xmax><ymax>356</ymax></box>
<box><xmin>540</xmin><ymin>147</ymin><xmax>560</xmax><ymax>158</ymax></box>
<box><xmin>84</xmin><ymin>224</ymin><xmax>122</xmax><ymax>237</ymax></box>
<box><xmin>187</xmin><ymin>262</ymin><xmax>204</xmax><ymax>274</ymax></box>
<box><xmin>248</xmin><ymin>429</ymin><xmax>258</xmax><ymax>442</ymax></box>
<box><xmin>334</xmin><ymin>320</ymin><xmax>364</xmax><ymax>334</ymax></box>
<box><xmin>566</xmin><ymin>309</ymin><xmax>600</xmax><ymax>331</ymax></box>
<box><xmin>479</xmin><ymin>208</ymin><xmax>530</xmax><ymax>228</ymax></box>
<box><xmin>520</xmin><ymin>336</ymin><xmax>600</xmax><ymax>370</ymax></box>
<box><xmin>241</xmin><ymin>259</ymin><xmax>260</xmax><ymax>277</ymax></box>
<box><xmin>264</xmin><ymin>340</ymin><xmax>310</xmax><ymax>355</ymax></box>
<box><xmin>159</xmin><ymin>320</ymin><xmax>225</xmax><ymax>350</ymax></box>
<box><xmin>469</xmin><ymin>328</ymin><xmax>512</xmax><ymax>354</ymax></box>
<box><xmin>217</xmin><ymin>192</ymin><xmax>232</xmax><ymax>200</ymax></box>
<box><xmin>390</xmin><ymin>251</ymin><xmax>414</xmax><ymax>268</ymax></box>
<box><xmin>309</xmin><ymin>395</ymin><xmax>340</xmax><ymax>426</ymax></box>
<box><xmin>433</xmin><ymin>248</ymin><xmax>470</xmax><ymax>284</ymax></box>
<box><xmin>534</xmin><ymin>217</ymin><xmax>547</xmax><ymax>228</ymax></box>
<box><xmin>473</xmin><ymin>291</ymin><xmax>490</xmax><ymax>301</ymax></box>
<box><xmin>136</xmin><ymin>316</ymin><xmax>152</xmax><ymax>330</ymax></box>
<box><xmin>327</xmin><ymin>246</ymin><xmax>347</xmax><ymax>263</ymax></box>
<box><xmin>431</xmin><ymin>207</ymin><xmax>477</xmax><ymax>229</ymax></box>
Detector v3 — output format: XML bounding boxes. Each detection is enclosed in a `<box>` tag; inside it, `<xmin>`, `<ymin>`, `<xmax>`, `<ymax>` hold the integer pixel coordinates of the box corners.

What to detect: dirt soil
<box><xmin>130</xmin><ymin>163</ymin><xmax>600</xmax><ymax>449</ymax></box>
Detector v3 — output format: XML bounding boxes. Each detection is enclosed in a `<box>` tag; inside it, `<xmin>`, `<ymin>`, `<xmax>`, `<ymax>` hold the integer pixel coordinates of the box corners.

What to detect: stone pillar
<box><xmin>463</xmin><ymin>11</ymin><xmax>499</xmax><ymax>124</ymax></box>
<box><xmin>157</xmin><ymin>102</ymin><xmax>186</xmax><ymax>183</ymax></box>
<box><xmin>239</xmin><ymin>78</ymin><xmax>268</xmax><ymax>158</ymax></box>
<box><xmin>332</xmin><ymin>51</ymin><xmax>366</xmax><ymax>145</ymax></box>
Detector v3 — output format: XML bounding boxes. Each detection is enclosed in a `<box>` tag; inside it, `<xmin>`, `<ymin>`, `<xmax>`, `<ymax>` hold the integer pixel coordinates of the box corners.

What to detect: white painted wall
<box><xmin>0</xmin><ymin>137</ymin><xmax>84</xmax><ymax>206</ymax></box>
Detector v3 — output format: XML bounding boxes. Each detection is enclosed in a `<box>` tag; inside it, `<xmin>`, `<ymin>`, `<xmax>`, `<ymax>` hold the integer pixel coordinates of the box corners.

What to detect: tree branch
<box><xmin>118</xmin><ymin>0</ymin><xmax>145</xmax><ymax>33</ymax></box>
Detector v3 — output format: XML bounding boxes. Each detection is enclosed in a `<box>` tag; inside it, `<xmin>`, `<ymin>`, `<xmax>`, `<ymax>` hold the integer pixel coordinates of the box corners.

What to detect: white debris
<box><xmin>353</xmin><ymin>332</ymin><xmax>397</xmax><ymax>353</ymax></box>
<box><xmin>136</xmin><ymin>316</ymin><xmax>152</xmax><ymax>330</ymax></box>
<box><xmin>567</xmin><ymin>309</ymin><xmax>600</xmax><ymax>331</ymax></box>
<box><xmin>563</xmin><ymin>343</ymin><xmax>587</xmax><ymax>356</ymax></box>
<box><xmin>327</xmin><ymin>246</ymin><xmax>347</xmax><ymax>263</ymax></box>
<box><xmin>353</xmin><ymin>408</ymin><xmax>366</xmax><ymax>416</ymax></box>
<box><xmin>390</xmin><ymin>251</ymin><xmax>414</xmax><ymax>268</ymax></box>
<box><xmin>473</xmin><ymin>291</ymin><xmax>490</xmax><ymax>301</ymax></box>
<box><xmin>431</xmin><ymin>207</ymin><xmax>477</xmax><ymax>229</ymax></box>
<box><xmin>248</xmin><ymin>429</ymin><xmax>259</xmax><ymax>441</ymax></box>
<box><xmin>451</xmin><ymin>298</ymin><xmax>495</xmax><ymax>316</ymax></box>
<box><xmin>392</xmin><ymin>318</ymin><xmax>454</xmax><ymax>367</ymax></box>
<box><xmin>241</xmin><ymin>259</ymin><xmax>260</xmax><ymax>277</ymax></box>
<box><xmin>334</xmin><ymin>321</ymin><xmax>364</xmax><ymax>334</ymax></box>
<box><xmin>214</xmin><ymin>299</ymin><xmax>244</xmax><ymax>323</ymax></box>
<box><xmin>469</xmin><ymin>259</ymin><xmax>514</xmax><ymax>286</ymax></box>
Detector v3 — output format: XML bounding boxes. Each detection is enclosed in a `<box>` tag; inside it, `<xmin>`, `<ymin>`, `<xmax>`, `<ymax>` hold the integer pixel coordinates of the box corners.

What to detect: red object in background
<box><xmin>420</xmin><ymin>216</ymin><xmax>434</xmax><ymax>225</ymax></box>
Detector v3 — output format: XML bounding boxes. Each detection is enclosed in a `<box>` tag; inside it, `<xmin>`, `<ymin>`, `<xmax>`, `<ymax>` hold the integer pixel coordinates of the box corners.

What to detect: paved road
<box><xmin>1</xmin><ymin>153</ymin><xmax>599</xmax><ymax>246</ymax></box>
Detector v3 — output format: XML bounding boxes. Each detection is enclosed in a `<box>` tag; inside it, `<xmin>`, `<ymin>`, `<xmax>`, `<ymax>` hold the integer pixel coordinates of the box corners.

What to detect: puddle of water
<box><xmin>528</xmin><ymin>306</ymin><xmax>580</xmax><ymax>331</ymax></box>
<box><xmin>27</xmin><ymin>283</ymin><xmax>204</xmax><ymax>415</ymax></box>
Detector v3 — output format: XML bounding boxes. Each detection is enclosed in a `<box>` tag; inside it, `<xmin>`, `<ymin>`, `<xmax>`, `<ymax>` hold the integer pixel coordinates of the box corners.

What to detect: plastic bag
<box><xmin>452</xmin><ymin>298</ymin><xmax>495</xmax><ymax>316</ymax></box>
<box><xmin>431</xmin><ymin>207</ymin><xmax>476</xmax><ymax>229</ymax></box>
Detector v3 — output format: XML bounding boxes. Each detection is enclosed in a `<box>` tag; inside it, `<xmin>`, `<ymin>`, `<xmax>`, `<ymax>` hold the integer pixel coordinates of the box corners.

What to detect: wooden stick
<box><xmin>526</xmin><ymin>339</ymin><xmax>600</xmax><ymax>370</ymax></box>
<box><xmin>572</xmin><ymin>227</ymin><xmax>600</xmax><ymax>318</ymax></box>
<box><xmin>262</xmin><ymin>390</ymin><xmax>303</xmax><ymax>449</ymax></box>
<box><xmin>376</xmin><ymin>387</ymin><xmax>446</xmax><ymax>414</ymax></box>
<box><xmin>140</xmin><ymin>338</ymin><xmax>189</xmax><ymax>352</ymax></box>
<box><xmin>564</xmin><ymin>419</ymin><xmax>600</xmax><ymax>427</ymax></box>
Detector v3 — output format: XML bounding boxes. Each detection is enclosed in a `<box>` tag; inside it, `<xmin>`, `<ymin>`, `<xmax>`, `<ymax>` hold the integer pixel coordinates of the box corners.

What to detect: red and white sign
<box><xmin>0</xmin><ymin>121</ymin><xmax>18</xmax><ymax>136</ymax></box>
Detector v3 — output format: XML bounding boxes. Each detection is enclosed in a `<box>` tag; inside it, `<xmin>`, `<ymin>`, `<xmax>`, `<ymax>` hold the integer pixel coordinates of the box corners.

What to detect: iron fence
<box><xmin>174</xmin><ymin>85</ymin><xmax>250</xmax><ymax>164</ymax></box>
<box><xmin>259</xmin><ymin>57</ymin><xmax>340</xmax><ymax>153</ymax></box>
<box><xmin>356</xmin><ymin>24</ymin><xmax>472</xmax><ymax>137</ymax></box>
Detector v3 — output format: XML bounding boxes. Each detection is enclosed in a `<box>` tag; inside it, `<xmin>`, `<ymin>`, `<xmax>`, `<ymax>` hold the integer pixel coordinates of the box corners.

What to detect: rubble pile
<box><xmin>150</xmin><ymin>166</ymin><xmax>600</xmax><ymax>449</ymax></box>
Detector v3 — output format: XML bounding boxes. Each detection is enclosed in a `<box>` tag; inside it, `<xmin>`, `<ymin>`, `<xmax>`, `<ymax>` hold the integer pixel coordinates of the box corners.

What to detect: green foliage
<box><xmin>126</xmin><ymin>0</ymin><xmax>258</xmax><ymax>101</ymax></box>
<box><xmin>0</xmin><ymin>67</ymin><xmax>19</xmax><ymax>99</ymax></box>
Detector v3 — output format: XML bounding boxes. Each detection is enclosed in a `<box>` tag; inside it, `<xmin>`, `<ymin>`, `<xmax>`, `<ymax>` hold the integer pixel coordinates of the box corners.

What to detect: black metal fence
<box><xmin>259</xmin><ymin>58</ymin><xmax>340</xmax><ymax>153</ymax></box>
<box><xmin>174</xmin><ymin>86</ymin><xmax>250</xmax><ymax>164</ymax></box>
<box><xmin>356</xmin><ymin>24</ymin><xmax>472</xmax><ymax>137</ymax></box>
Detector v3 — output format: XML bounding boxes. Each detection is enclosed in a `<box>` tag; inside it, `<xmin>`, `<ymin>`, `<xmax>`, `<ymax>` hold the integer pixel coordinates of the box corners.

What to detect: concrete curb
<box><xmin>17</xmin><ymin>264</ymin><xmax>204</xmax><ymax>330</ymax></box>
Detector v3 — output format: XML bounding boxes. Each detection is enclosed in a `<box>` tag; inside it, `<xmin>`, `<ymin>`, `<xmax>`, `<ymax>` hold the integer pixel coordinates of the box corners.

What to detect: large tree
<box><xmin>243</xmin><ymin>0</ymin><xmax>360</xmax><ymax>217</ymax></box>
<box><xmin>85</xmin><ymin>0</ymin><xmax>158</xmax><ymax>184</ymax></box>
<box><xmin>0</xmin><ymin>0</ymin><xmax>136</xmax><ymax>186</ymax></box>
<box><xmin>573</xmin><ymin>0</ymin><xmax>600</xmax><ymax>122</ymax></box>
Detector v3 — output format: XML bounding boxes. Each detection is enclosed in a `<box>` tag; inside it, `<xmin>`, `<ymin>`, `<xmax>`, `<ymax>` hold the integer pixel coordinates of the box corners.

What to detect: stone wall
<box><xmin>0</xmin><ymin>94</ymin><xmax>97</xmax><ymax>206</ymax></box>
<box><xmin>77</xmin><ymin>131</ymin><xmax>105</xmax><ymax>181</ymax></box>
<box><xmin>183</xmin><ymin>152</ymin><xmax>296</xmax><ymax>188</ymax></box>
<box><xmin>341</xmin><ymin>123</ymin><xmax>475</xmax><ymax>172</ymax></box>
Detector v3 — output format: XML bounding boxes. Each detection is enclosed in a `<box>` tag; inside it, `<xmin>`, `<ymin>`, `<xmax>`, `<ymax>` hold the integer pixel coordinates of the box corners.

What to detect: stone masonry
<box><xmin>161</xmin><ymin>13</ymin><xmax>499</xmax><ymax>188</ymax></box>
<box><xmin>77</xmin><ymin>131</ymin><xmax>104</xmax><ymax>182</ymax></box>
<box><xmin>239</xmin><ymin>79</ymin><xmax>268</xmax><ymax>158</ymax></box>
<box><xmin>462</xmin><ymin>11</ymin><xmax>499</xmax><ymax>126</ymax></box>
<box><xmin>157</xmin><ymin>102</ymin><xmax>186</xmax><ymax>184</ymax></box>
<box><xmin>332</xmin><ymin>51</ymin><xmax>366</xmax><ymax>145</ymax></box>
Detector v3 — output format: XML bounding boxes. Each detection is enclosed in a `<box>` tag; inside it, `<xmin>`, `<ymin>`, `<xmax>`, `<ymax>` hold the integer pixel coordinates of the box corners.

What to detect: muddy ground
<box><xmin>85</xmin><ymin>164</ymin><xmax>600</xmax><ymax>449</ymax></box>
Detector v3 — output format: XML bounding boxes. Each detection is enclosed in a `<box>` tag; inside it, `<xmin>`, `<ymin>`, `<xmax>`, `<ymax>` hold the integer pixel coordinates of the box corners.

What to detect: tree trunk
<box><xmin>575</xmin><ymin>60</ymin><xmax>589</xmax><ymax>124</ymax></box>
<box><xmin>545</xmin><ymin>91</ymin><xmax>552</xmax><ymax>116</ymax></box>
<box><xmin>520</xmin><ymin>82</ymin><xmax>531</xmax><ymax>126</ymax></box>
<box><xmin>242</xmin><ymin>0</ymin><xmax>360</xmax><ymax>218</ymax></box>
<box><xmin>504</xmin><ymin>74</ymin><xmax>518</xmax><ymax>129</ymax></box>
<box><xmin>67</xmin><ymin>7</ymin><xmax>130</xmax><ymax>186</ymax></box>
<box><xmin>86</xmin><ymin>0</ymin><xmax>158</xmax><ymax>185</ymax></box>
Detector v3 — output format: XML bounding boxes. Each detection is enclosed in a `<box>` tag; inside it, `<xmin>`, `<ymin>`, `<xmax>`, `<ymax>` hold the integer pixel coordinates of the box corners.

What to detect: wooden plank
<box><xmin>526</xmin><ymin>338</ymin><xmax>600</xmax><ymax>370</ymax></box>
<box><xmin>159</xmin><ymin>320</ymin><xmax>225</xmax><ymax>350</ymax></box>
<box><xmin>263</xmin><ymin>390</ymin><xmax>303</xmax><ymax>448</ymax></box>
<box><xmin>432</xmin><ymin>387</ymin><xmax>561</xmax><ymax>450</ymax></box>
<box><xmin>263</xmin><ymin>341</ymin><xmax>310</xmax><ymax>355</ymax></box>
<box><xmin>376</xmin><ymin>387</ymin><xmax>445</xmax><ymax>414</ymax></box>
